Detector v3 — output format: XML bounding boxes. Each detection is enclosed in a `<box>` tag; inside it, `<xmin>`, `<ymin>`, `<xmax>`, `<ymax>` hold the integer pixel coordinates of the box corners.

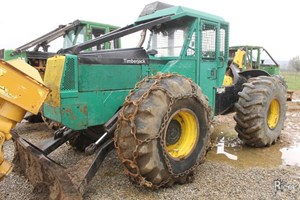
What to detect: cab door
<box><xmin>198</xmin><ymin>20</ymin><xmax>227</xmax><ymax>109</ymax></box>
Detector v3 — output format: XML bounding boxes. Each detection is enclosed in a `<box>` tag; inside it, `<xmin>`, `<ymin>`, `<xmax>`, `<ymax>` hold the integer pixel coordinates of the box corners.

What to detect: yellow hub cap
<box><xmin>267</xmin><ymin>99</ymin><xmax>280</xmax><ymax>129</ymax></box>
<box><xmin>165</xmin><ymin>109</ymin><xmax>199</xmax><ymax>159</ymax></box>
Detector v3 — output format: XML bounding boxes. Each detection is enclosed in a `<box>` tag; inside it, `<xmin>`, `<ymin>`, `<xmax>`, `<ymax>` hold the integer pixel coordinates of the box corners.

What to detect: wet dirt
<box><xmin>207</xmin><ymin>98</ymin><xmax>300</xmax><ymax>169</ymax></box>
<box><xmin>2</xmin><ymin>93</ymin><xmax>300</xmax><ymax>200</ymax></box>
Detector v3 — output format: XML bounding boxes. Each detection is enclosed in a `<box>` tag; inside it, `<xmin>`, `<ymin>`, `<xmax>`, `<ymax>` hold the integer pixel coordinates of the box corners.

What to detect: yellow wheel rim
<box><xmin>267</xmin><ymin>99</ymin><xmax>280</xmax><ymax>129</ymax></box>
<box><xmin>165</xmin><ymin>109</ymin><xmax>199</xmax><ymax>159</ymax></box>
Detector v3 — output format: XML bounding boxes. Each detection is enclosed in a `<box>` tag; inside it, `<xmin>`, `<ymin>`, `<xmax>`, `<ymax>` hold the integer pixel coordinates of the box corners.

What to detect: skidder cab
<box><xmin>12</xmin><ymin>1</ymin><xmax>286</xmax><ymax>199</ymax></box>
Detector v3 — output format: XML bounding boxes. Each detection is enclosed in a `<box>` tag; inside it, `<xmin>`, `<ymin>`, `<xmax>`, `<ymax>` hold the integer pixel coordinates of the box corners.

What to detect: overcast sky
<box><xmin>0</xmin><ymin>0</ymin><xmax>299</xmax><ymax>60</ymax></box>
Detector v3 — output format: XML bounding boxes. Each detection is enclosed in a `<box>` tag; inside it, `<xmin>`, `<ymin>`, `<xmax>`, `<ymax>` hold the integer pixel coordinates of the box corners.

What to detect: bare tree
<box><xmin>288</xmin><ymin>55</ymin><xmax>300</xmax><ymax>72</ymax></box>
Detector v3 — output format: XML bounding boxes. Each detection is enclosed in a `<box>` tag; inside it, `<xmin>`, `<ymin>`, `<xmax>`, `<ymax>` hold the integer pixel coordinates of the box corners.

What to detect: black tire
<box><xmin>114</xmin><ymin>74</ymin><xmax>211</xmax><ymax>189</ymax></box>
<box><xmin>234</xmin><ymin>76</ymin><xmax>287</xmax><ymax>147</ymax></box>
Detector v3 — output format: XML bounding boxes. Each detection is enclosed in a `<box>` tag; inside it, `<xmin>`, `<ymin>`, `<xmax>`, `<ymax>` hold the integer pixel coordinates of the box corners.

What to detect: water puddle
<box><xmin>281</xmin><ymin>146</ymin><xmax>300</xmax><ymax>167</ymax></box>
<box><xmin>216</xmin><ymin>137</ymin><xmax>237</xmax><ymax>160</ymax></box>
<box><xmin>280</xmin><ymin>133</ymin><xmax>300</xmax><ymax>167</ymax></box>
<box><xmin>207</xmin><ymin>118</ymin><xmax>300</xmax><ymax>169</ymax></box>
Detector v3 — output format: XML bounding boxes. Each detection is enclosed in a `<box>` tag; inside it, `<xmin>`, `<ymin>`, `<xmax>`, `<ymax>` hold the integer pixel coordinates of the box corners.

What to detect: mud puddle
<box><xmin>207</xmin><ymin>114</ymin><xmax>300</xmax><ymax>168</ymax></box>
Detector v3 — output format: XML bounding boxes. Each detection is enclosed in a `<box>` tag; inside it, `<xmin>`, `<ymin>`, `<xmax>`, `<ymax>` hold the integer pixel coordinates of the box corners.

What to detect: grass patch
<box><xmin>281</xmin><ymin>72</ymin><xmax>300</xmax><ymax>90</ymax></box>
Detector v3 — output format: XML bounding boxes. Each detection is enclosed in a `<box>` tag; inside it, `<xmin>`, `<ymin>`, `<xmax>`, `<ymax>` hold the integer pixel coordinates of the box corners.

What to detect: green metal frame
<box><xmin>229</xmin><ymin>45</ymin><xmax>280</xmax><ymax>75</ymax></box>
<box><xmin>43</xmin><ymin>4</ymin><xmax>230</xmax><ymax>130</ymax></box>
<box><xmin>71</xmin><ymin>20</ymin><xmax>120</xmax><ymax>51</ymax></box>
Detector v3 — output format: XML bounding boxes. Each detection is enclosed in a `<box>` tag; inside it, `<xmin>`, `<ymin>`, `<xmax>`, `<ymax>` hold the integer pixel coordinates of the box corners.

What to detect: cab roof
<box><xmin>136</xmin><ymin>1</ymin><xmax>228</xmax><ymax>25</ymax></box>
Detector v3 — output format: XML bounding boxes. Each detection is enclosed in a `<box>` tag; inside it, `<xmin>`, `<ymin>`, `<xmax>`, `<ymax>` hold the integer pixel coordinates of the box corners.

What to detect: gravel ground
<box><xmin>1</xmin><ymin>100</ymin><xmax>300</xmax><ymax>200</ymax></box>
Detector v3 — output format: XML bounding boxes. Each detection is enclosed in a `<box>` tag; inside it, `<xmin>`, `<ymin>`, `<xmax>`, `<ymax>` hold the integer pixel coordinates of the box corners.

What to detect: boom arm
<box><xmin>61</xmin><ymin>16</ymin><xmax>173</xmax><ymax>54</ymax></box>
<box><xmin>11</xmin><ymin>20</ymin><xmax>81</xmax><ymax>56</ymax></box>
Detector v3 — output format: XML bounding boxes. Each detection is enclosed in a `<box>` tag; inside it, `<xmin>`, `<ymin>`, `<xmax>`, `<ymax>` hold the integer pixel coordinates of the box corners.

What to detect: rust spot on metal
<box><xmin>80</xmin><ymin>105</ymin><xmax>88</xmax><ymax>115</ymax></box>
<box><xmin>63</xmin><ymin>108</ymin><xmax>77</xmax><ymax>120</ymax></box>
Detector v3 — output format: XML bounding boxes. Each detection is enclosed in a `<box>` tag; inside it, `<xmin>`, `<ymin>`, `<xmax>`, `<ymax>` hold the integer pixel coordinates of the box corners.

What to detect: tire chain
<box><xmin>114</xmin><ymin>73</ymin><xmax>212</xmax><ymax>189</ymax></box>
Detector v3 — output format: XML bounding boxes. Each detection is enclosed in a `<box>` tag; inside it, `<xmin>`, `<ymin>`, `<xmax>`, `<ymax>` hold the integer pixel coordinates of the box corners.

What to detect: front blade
<box><xmin>12</xmin><ymin>132</ymin><xmax>82</xmax><ymax>200</ymax></box>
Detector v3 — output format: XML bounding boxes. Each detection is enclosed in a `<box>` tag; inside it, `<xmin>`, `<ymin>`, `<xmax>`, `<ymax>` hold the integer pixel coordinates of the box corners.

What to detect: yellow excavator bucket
<box><xmin>0</xmin><ymin>59</ymin><xmax>49</xmax><ymax>180</ymax></box>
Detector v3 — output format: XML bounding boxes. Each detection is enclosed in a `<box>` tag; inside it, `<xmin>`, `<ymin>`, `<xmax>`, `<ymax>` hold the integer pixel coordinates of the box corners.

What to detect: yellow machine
<box><xmin>0</xmin><ymin>59</ymin><xmax>49</xmax><ymax>180</ymax></box>
<box><xmin>223</xmin><ymin>49</ymin><xmax>246</xmax><ymax>86</ymax></box>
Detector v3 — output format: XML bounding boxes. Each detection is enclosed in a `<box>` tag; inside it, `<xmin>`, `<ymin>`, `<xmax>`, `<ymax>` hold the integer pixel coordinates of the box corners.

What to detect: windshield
<box><xmin>148</xmin><ymin>25</ymin><xmax>188</xmax><ymax>57</ymax></box>
<box><xmin>63</xmin><ymin>26</ymin><xmax>85</xmax><ymax>48</ymax></box>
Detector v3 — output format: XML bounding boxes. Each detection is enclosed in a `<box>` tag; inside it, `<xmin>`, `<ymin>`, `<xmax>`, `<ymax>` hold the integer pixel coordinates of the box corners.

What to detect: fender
<box><xmin>239</xmin><ymin>69</ymin><xmax>270</xmax><ymax>79</ymax></box>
